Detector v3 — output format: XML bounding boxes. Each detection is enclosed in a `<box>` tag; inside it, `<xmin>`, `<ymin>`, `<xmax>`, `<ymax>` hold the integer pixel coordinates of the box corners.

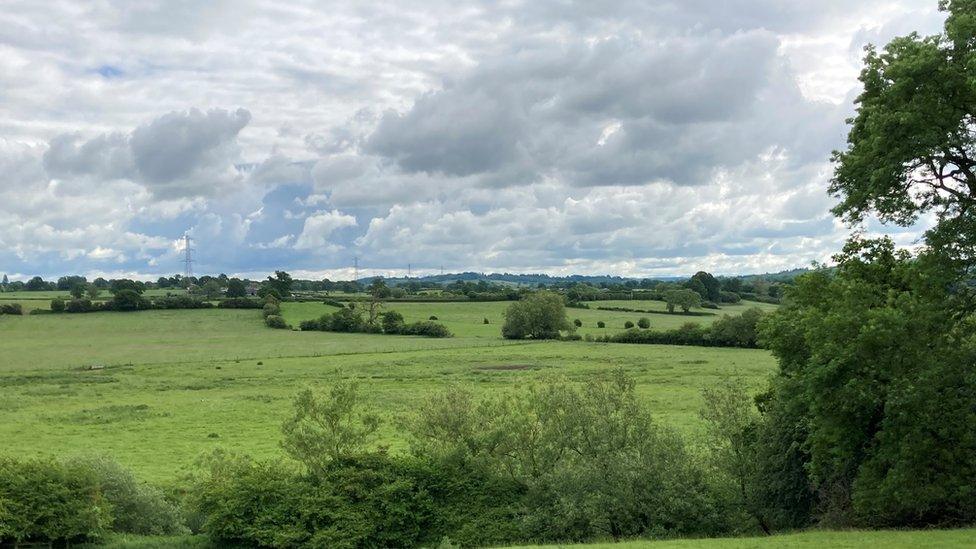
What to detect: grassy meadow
<box><xmin>0</xmin><ymin>300</ymin><xmax>775</xmax><ymax>483</ymax></box>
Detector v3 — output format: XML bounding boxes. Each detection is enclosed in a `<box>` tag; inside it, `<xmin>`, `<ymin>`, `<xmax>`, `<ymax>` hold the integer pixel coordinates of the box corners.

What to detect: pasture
<box><xmin>0</xmin><ymin>301</ymin><xmax>775</xmax><ymax>482</ymax></box>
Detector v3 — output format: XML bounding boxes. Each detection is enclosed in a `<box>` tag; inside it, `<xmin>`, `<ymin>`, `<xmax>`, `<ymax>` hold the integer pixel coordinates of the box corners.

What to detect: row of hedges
<box><xmin>594</xmin><ymin>305</ymin><xmax>716</xmax><ymax>317</ymax></box>
<box><xmin>594</xmin><ymin>308</ymin><xmax>766</xmax><ymax>348</ymax></box>
<box><xmin>50</xmin><ymin>294</ymin><xmax>217</xmax><ymax>313</ymax></box>
<box><xmin>299</xmin><ymin>308</ymin><xmax>452</xmax><ymax>338</ymax></box>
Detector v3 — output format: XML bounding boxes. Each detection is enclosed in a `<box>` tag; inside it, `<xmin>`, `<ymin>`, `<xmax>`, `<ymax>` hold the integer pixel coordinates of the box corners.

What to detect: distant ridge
<box><xmin>363</xmin><ymin>268</ymin><xmax>811</xmax><ymax>286</ymax></box>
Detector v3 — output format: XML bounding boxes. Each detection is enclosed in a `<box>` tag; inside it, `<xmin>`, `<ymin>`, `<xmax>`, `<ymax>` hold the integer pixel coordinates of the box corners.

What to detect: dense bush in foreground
<box><xmin>0</xmin><ymin>456</ymin><xmax>186</xmax><ymax>545</ymax></box>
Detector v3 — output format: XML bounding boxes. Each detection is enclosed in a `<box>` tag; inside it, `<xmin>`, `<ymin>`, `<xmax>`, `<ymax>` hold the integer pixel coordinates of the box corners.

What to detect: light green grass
<box><xmin>0</xmin><ymin>307</ymin><xmax>774</xmax><ymax>482</ymax></box>
<box><xmin>509</xmin><ymin>528</ymin><xmax>976</xmax><ymax>548</ymax></box>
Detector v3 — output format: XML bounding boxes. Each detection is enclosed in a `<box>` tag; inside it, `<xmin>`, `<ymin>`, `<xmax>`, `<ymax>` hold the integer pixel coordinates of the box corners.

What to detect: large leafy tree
<box><xmin>831</xmin><ymin>0</ymin><xmax>976</xmax><ymax>265</ymax></box>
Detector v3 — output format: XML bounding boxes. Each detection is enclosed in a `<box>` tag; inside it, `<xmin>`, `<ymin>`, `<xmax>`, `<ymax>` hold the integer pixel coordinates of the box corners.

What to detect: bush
<box><xmin>382</xmin><ymin>311</ymin><xmax>406</xmax><ymax>334</ymax></box>
<box><xmin>0</xmin><ymin>303</ymin><xmax>23</xmax><ymax>315</ymax></box>
<box><xmin>262</xmin><ymin>302</ymin><xmax>281</xmax><ymax>318</ymax></box>
<box><xmin>218</xmin><ymin>297</ymin><xmax>263</xmax><ymax>309</ymax></box>
<box><xmin>0</xmin><ymin>457</ymin><xmax>111</xmax><ymax>544</ymax></box>
<box><xmin>573</xmin><ymin>318</ymin><xmax>582</xmax><ymax>328</ymax></box>
<box><xmin>402</xmin><ymin>321</ymin><xmax>452</xmax><ymax>338</ymax></box>
<box><xmin>299</xmin><ymin>319</ymin><xmax>321</xmax><ymax>331</ymax></box>
<box><xmin>597</xmin><ymin>321</ymin><xmax>605</xmax><ymax>328</ymax></box>
<box><xmin>68</xmin><ymin>456</ymin><xmax>186</xmax><ymax>536</ymax></box>
<box><xmin>264</xmin><ymin>315</ymin><xmax>287</xmax><ymax>329</ymax></box>
<box><xmin>483</xmin><ymin>317</ymin><xmax>490</xmax><ymax>324</ymax></box>
<box><xmin>624</xmin><ymin>320</ymin><xmax>634</xmax><ymax>329</ymax></box>
<box><xmin>323</xmin><ymin>307</ymin><xmax>365</xmax><ymax>332</ymax></box>
<box><xmin>702</xmin><ymin>301</ymin><xmax>720</xmax><ymax>309</ymax></box>
<box><xmin>719</xmin><ymin>291</ymin><xmax>741</xmax><ymax>304</ymax></box>
<box><xmin>190</xmin><ymin>452</ymin><xmax>522</xmax><ymax>549</ymax></box>
<box><xmin>501</xmin><ymin>291</ymin><xmax>570</xmax><ymax>340</ymax></box>
<box><xmin>637</xmin><ymin>317</ymin><xmax>650</xmax><ymax>329</ymax></box>
<box><xmin>51</xmin><ymin>298</ymin><xmax>66</xmax><ymax>313</ymax></box>
<box><xmin>109</xmin><ymin>289</ymin><xmax>151</xmax><ymax>311</ymax></box>
<box><xmin>323</xmin><ymin>298</ymin><xmax>345</xmax><ymax>308</ymax></box>
<box><xmin>429</xmin><ymin>315</ymin><xmax>439</xmax><ymax>320</ymax></box>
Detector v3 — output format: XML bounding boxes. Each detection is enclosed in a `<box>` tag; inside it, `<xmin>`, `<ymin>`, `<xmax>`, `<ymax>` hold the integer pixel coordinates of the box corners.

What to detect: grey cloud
<box><xmin>41</xmin><ymin>108</ymin><xmax>251</xmax><ymax>198</ymax></box>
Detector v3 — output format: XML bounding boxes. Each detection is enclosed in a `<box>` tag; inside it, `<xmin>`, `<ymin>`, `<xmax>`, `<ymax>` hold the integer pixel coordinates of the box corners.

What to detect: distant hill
<box><xmin>362</xmin><ymin>269</ymin><xmax>809</xmax><ymax>286</ymax></box>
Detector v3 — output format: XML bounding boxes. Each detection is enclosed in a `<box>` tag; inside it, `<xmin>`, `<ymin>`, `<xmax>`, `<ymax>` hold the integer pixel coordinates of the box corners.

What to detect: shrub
<box><xmin>483</xmin><ymin>317</ymin><xmax>490</xmax><ymax>324</ymax></box>
<box><xmin>264</xmin><ymin>315</ymin><xmax>287</xmax><ymax>329</ymax></box>
<box><xmin>324</xmin><ymin>307</ymin><xmax>365</xmax><ymax>332</ymax></box>
<box><xmin>262</xmin><ymin>302</ymin><xmax>281</xmax><ymax>318</ymax></box>
<box><xmin>573</xmin><ymin>318</ymin><xmax>582</xmax><ymax>328</ymax></box>
<box><xmin>217</xmin><ymin>297</ymin><xmax>263</xmax><ymax>309</ymax></box>
<box><xmin>109</xmin><ymin>289</ymin><xmax>150</xmax><ymax>311</ymax></box>
<box><xmin>65</xmin><ymin>298</ymin><xmax>95</xmax><ymax>313</ymax></box>
<box><xmin>0</xmin><ymin>303</ymin><xmax>24</xmax><ymax>315</ymax></box>
<box><xmin>299</xmin><ymin>319</ymin><xmax>321</xmax><ymax>331</ymax></box>
<box><xmin>0</xmin><ymin>457</ymin><xmax>111</xmax><ymax>544</ymax></box>
<box><xmin>597</xmin><ymin>321</ymin><xmax>605</xmax><ymax>328</ymax></box>
<box><xmin>709</xmin><ymin>308</ymin><xmax>764</xmax><ymax>348</ymax></box>
<box><xmin>51</xmin><ymin>298</ymin><xmax>66</xmax><ymax>313</ymax></box>
<box><xmin>637</xmin><ymin>317</ymin><xmax>650</xmax><ymax>329</ymax></box>
<box><xmin>382</xmin><ymin>311</ymin><xmax>406</xmax><ymax>334</ymax></box>
<box><xmin>402</xmin><ymin>321</ymin><xmax>452</xmax><ymax>338</ymax></box>
<box><xmin>719</xmin><ymin>291</ymin><xmax>741</xmax><ymax>304</ymax></box>
<box><xmin>323</xmin><ymin>298</ymin><xmax>345</xmax><ymax>308</ymax></box>
<box><xmin>68</xmin><ymin>456</ymin><xmax>186</xmax><ymax>536</ymax></box>
<box><xmin>702</xmin><ymin>301</ymin><xmax>720</xmax><ymax>309</ymax></box>
<box><xmin>624</xmin><ymin>320</ymin><xmax>634</xmax><ymax>329</ymax></box>
<box><xmin>429</xmin><ymin>315</ymin><xmax>439</xmax><ymax>320</ymax></box>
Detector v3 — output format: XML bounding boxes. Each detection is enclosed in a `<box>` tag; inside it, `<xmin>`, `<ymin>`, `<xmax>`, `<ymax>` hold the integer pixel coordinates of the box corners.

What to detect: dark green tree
<box><xmin>265</xmin><ymin>270</ymin><xmax>293</xmax><ymax>298</ymax></box>
<box><xmin>501</xmin><ymin>291</ymin><xmax>570</xmax><ymax>340</ymax></box>
<box><xmin>225</xmin><ymin>278</ymin><xmax>247</xmax><ymax>298</ymax></box>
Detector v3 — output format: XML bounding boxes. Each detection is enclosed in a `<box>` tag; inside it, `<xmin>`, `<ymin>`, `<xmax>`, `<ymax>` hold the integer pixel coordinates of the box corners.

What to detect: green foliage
<box><xmin>0</xmin><ymin>457</ymin><xmax>112</xmax><ymax>544</ymax></box>
<box><xmin>281</xmin><ymin>383</ymin><xmax>380</xmax><ymax>473</ymax></box>
<box><xmin>501</xmin><ymin>291</ymin><xmax>570</xmax><ymax>340</ymax></box>
<box><xmin>401</xmin><ymin>320</ymin><xmax>453</xmax><ymax>338</ymax></box>
<box><xmin>217</xmin><ymin>297</ymin><xmax>262</xmax><ymax>309</ymax></box>
<box><xmin>597</xmin><ymin>320</ymin><xmax>605</xmax><ymax>328</ymax></box>
<box><xmin>265</xmin><ymin>270</ymin><xmax>294</xmax><ymax>298</ymax></box>
<box><xmin>757</xmin><ymin>238</ymin><xmax>976</xmax><ymax>527</ymax></box>
<box><xmin>67</xmin><ymin>456</ymin><xmax>186</xmax><ymax>536</ymax></box>
<box><xmin>409</xmin><ymin>371</ymin><xmax>734</xmax><ymax>541</ymax></box>
<box><xmin>690</xmin><ymin>271</ymin><xmax>722</xmax><ymax>301</ymax></box>
<box><xmin>381</xmin><ymin>310</ymin><xmax>406</xmax><ymax>334</ymax></box>
<box><xmin>573</xmin><ymin>318</ymin><xmax>583</xmax><ymax>328</ymax></box>
<box><xmin>665</xmin><ymin>288</ymin><xmax>702</xmax><ymax>313</ymax></box>
<box><xmin>225</xmin><ymin>278</ymin><xmax>247</xmax><ymax>298</ymax></box>
<box><xmin>637</xmin><ymin>317</ymin><xmax>650</xmax><ymax>329</ymax></box>
<box><xmin>624</xmin><ymin>320</ymin><xmax>634</xmax><ymax>329</ymax></box>
<box><xmin>0</xmin><ymin>303</ymin><xmax>23</xmax><ymax>315</ymax></box>
<box><xmin>111</xmin><ymin>289</ymin><xmax>151</xmax><ymax>311</ymax></box>
<box><xmin>51</xmin><ymin>297</ymin><xmax>66</xmax><ymax>313</ymax></box>
<box><xmin>264</xmin><ymin>315</ymin><xmax>288</xmax><ymax>329</ymax></box>
<box><xmin>262</xmin><ymin>301</ymin><xmax>281</xmax><ymax>318</ymax></box>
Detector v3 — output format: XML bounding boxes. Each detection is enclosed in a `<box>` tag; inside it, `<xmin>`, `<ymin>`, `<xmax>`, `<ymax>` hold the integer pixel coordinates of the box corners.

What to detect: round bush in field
<box><xmin>573</xmin><ymin>318</ymin><xmax>582</xmax><ymax>328</ymax></box>
<box><xmin>429</xmin><ymin>315</ymin><xmax>438</xmax><ymax>320</ymax></box>
<box><xmin>637</xmin><ymin>317</ymin><xmax>650</xmax><ymax>329</ymax></box>
<box><xmin>50</xmin><ymin>297</ymin><xmax>66</xmax><ymax>313</ymax></box>
<box><xmin>597</xmin><ymin>321</ymin><xmax>606</xmax><ymax>328</ymax></box>
<box><xmin>265</xmin><ymin>315</ymin><xmax>288</xmax><ymax>329</ymax></box>
<box><xmin>624</xmin><ymin>321</ymin><xmax>634</xmax><ymax>329</ymax></box>
<box><xmin>501</xmin><ymin>291</ymin><xmax>570</xmax><ymax>340</ymax></box>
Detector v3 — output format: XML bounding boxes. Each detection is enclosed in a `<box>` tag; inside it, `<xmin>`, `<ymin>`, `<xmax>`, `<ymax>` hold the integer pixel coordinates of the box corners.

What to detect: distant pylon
<box><xmin>353</xmin><ymin>256</ymin><xmax>359</xmax><ymax>282</ymax></box>
<box><xmin>408</xmin><ymin>263</ymin><xmax>412</xmax><ymax>277</ymax></box>
<box><xmin>182</xmin><ymin>234</ymin><xmax>194</xmax><ymax>280</ymax></box>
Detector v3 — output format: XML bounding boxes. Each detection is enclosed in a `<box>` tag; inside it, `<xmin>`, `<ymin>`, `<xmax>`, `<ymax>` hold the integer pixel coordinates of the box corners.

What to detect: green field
<box><xmin>514</xmin><ymin>528</ymin><xmax>976</xmax><ymax>548</ymax></box>
<box><xmin>0</xmin><ymin>305</ymin><xmax>774</xmax><ymax>482</ymax></box>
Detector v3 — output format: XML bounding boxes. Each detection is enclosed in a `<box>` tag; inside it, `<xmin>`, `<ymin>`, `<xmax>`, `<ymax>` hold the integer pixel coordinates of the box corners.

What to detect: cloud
<box><xmin>294</xmin><ymin>210</ymin><xmax>358</xmax><ymax>251</ymax></box>
<box><xmin>0</xmin><ymin>0</ymin><xmax>946</xmax><ymax>278</ymax></box>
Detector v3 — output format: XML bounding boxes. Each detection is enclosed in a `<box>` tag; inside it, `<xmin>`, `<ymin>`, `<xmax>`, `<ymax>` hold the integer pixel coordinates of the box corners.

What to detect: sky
<box><xmin>0</xmin><ymin>1</ymin><xmax>949</xmax><ymax>281</ymax></box>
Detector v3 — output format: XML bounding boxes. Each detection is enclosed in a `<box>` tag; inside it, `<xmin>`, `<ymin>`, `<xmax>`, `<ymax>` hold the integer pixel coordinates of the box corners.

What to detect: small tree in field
<box><xmin>637</xmin><ymin>317</ymin><xmax>650</xmax><ymax>329</ymax></box>
<box><xmin>280</xmin><ymin>381</ymin><xmax>380</xmax><ymax>474</ymax></box>
<box><xmin>501</xmin><ymin>291</ymin><xmax>570</xmax><ymax>339</ymax></box>
<box><xmin>665</xmin><ymin>288</ymin><xmax>701</xmax><ymax>313</ymax></box>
